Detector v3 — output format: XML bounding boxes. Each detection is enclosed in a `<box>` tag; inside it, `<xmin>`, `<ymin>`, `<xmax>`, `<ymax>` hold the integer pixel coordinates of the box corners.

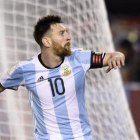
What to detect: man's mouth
<box><xmin>65</xmin><ymin>42</ymin><xmax>71</xmax><ymax>49</ymax></box>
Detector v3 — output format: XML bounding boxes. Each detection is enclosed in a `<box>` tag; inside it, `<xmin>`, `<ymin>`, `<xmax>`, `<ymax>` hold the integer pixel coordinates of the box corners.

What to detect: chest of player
<box><xmin>24</xmin><ymin>62</ymin><xmax>85</xmax><ymax>102</ymax></box>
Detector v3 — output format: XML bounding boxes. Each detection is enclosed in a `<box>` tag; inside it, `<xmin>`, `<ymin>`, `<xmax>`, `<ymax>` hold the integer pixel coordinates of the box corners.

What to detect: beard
<box><xmin>52</xmin><ymin>40</ymin><xmax>71</xmax><ymax>57</ymax></box>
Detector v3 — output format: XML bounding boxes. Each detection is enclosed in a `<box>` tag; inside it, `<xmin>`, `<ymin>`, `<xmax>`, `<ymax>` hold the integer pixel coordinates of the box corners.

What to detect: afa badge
<box><xmin>60</xmin><ymin>64</ymin><xmax>71</xmax><ymax>76</ymax></box>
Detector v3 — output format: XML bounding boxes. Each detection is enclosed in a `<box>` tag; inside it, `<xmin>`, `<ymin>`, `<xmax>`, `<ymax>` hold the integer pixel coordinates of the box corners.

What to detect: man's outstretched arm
<box><xmin>103</xmin><ymin>52</ymin><xmax>125</xmax><ymax>73</ymax></box>
<box><xmin>0</xmin><ymin>83</ymin><xmax>5</xmax><ymax>93</ymax></box>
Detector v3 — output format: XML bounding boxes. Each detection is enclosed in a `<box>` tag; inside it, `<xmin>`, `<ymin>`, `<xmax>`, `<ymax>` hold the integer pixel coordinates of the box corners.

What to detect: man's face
<box><xmin>50</xmin><ymin>23</ymin><xmax>71</xmax><ymax>57</ymax></box>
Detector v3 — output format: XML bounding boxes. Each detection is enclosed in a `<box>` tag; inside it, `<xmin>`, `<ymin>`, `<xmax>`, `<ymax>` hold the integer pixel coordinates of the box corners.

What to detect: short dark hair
<box><xmin>33</xmin><ymin>15</ymin><xmax>63</xmax><ymax>47</ymax></box>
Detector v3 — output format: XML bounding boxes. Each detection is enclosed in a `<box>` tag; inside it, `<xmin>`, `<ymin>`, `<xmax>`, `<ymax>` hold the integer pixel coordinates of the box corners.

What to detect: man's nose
<box><xmin>66</xmin><ymin>33</ymin><xmax>71</xmax><ymax>41</ymax></box>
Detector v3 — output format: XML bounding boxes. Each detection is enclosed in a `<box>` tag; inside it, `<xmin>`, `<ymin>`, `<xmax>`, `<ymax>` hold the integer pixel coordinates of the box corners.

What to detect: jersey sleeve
<box><xmin>74</xmin><ymin>48</ymin><xmax>105</xmax><ymax>71</ymax></box>
<box><xmin>0</xmin><ymin>62</ymin><xmax>25</xmax><ymax>90</ymax></box>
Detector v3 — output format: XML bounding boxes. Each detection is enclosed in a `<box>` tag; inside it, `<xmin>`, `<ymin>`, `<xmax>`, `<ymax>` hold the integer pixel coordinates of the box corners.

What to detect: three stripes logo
<box><xmin>37</xmin><ymin>76</ymin><xmax>45</xmax><ymax>82</ymax></box>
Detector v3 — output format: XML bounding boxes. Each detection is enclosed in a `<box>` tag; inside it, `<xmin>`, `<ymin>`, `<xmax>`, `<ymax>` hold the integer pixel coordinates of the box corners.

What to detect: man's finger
<box><xmin>108</xmin><ymin>61</ymin><xmax>112</xmax><ymax>69</ymax></box>
<box><xmin>106</xmin><ymin>67</ymin><xmax>112</xmax><ymax>73</ymax></box>
<box><xmin>121</xmin><ymin>59</ymin><xmax>125</xmax><ymax>66</ymax></box>
<box><xmin>112</xmin><ymin>61</ymin><xmax>117</xmax><ymax>69</ymax></box>
<box><xmin>116</xmin><ymin>60</ymin><xmax>121</xmax><ymax>68</ymax></box>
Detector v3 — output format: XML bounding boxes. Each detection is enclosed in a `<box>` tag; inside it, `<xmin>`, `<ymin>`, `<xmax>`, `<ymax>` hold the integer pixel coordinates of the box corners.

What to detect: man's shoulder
<box><xmin>71</xmin><ymin>47</ymin><xmax>91</xmax><ymax>53</ymax></box>
<box><xmin>70</xmin><ymin>47</ymin><xmax>91</xmax><ymax>57</ymax></box>
<box><xmin>6</xmin><ymin>55</ymin><xmax>38</xmax><ymax>77</ymax></box>
<box><xmin>71</xmin><ymin>47</ymin><xmax>83</xmax><ymax>52</ymax></box>
<box><xmin>18</xmin><ymin>54</ymin><xmax>39</xmax><ymax>67</ymax></box>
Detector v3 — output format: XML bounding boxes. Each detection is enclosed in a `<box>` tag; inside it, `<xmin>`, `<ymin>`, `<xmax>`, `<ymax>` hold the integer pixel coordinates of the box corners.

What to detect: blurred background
<box><xmin>0</xmin><ymin>0</ymin><xmax>140</xmax><ymax>140</ymax></box>
<box><xmin>105</xmin><ymin>0</ymin><xmax>140</xmax><ymax>136</ymax></box>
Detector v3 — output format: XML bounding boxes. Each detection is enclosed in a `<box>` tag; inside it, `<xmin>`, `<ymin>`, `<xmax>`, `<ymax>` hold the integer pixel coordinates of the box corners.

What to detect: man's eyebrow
<box><xmin>59</xmin><ymin>29</ymin><xmax>68</xmax><ymax>32</ymax></box>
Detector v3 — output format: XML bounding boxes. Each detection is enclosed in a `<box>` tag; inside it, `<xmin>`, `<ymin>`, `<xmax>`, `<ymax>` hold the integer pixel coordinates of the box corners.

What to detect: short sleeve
<box><xmin>0</xmin><ymin>62</ymin><xmax>25</xmax><ymax>90</ymax></box>
<box><xmin>74</xmin><ymin>48</ymin><xmax>106</xmax><ymax>70</ymax></box>
<box><xmin>74</xmin><ymin>49</ymin><xmax>91</xmax><ymax>71</ymax></box>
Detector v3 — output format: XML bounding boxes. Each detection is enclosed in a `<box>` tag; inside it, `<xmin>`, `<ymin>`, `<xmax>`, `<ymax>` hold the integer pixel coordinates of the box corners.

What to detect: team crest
<box><xmin>60</xmin><ymin>64</ymin><xmax>71</xmax><ymax>76</ymax></box>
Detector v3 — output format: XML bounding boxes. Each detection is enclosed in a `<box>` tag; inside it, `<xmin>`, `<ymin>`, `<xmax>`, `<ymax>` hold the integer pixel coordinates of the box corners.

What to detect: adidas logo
<box><xmin>37</xmin><ymin>76</ymin><xmax>44</xmax><ymax>82</ymax></box>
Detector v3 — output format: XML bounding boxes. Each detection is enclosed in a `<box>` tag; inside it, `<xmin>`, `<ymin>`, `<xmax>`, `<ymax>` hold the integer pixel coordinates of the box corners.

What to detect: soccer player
<box><xmin>0</xmin><ymin>15</ymin><xmax>125</xmax><ymax>140</ymax></box>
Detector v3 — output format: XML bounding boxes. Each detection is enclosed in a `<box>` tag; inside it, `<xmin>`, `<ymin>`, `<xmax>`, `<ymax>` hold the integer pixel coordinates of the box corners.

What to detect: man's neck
<box><xmin>40</xmin><ymin>51</ymin><xmax>63</xmax><ymax>69</ymax></box>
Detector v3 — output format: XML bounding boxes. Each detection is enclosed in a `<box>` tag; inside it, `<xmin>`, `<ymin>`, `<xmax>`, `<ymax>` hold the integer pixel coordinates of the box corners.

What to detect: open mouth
<box><xmin>65</xmin><ymin>46</ymin><xmax>69</xmax><ymax>50</ymax></box>
<box><xmin>65</xmin><ymin>42</ymin><xmax>71</xmax><ymax>49</ymax></box>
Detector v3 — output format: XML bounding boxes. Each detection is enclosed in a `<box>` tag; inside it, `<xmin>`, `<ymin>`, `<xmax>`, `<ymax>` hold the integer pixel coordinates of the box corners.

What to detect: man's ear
<box><xmin>42</xmin><ymin>37</ymin><xmax>52</xmax><ymax>48</ymax></box>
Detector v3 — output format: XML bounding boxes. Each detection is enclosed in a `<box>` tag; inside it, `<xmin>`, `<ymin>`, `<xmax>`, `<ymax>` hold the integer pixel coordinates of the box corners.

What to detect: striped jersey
<box><xmin>0</xmin><ymin>47</ymin><xmax>105</xmax><ymax>140</ymax></box>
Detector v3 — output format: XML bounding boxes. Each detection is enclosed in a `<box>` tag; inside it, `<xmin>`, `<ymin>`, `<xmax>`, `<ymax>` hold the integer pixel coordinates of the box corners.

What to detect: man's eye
<box><xmin>60</xmin><ymin>32</ymin><xmax>64</xmax><ymax>35</ymax></box>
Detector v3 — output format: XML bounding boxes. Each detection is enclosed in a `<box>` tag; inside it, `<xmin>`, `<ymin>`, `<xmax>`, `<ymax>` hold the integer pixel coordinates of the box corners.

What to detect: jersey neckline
<box><xmin>38</xmin><ymin>54</ymin><xmax>64</xmax><ymax>69</ymax></box>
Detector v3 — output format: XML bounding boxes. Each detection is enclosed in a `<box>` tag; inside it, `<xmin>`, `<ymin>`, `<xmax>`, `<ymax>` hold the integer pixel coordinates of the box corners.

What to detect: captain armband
<box><xmin>90</xmin><ymin>51</ymin><xmax>106</xmax><ymax>69</ymax></box>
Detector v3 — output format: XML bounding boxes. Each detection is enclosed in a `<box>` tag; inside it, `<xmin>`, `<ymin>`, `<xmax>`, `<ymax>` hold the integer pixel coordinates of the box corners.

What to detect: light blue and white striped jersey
<box><xmin>0</xmin><ymin>47</ymin><xmax>105</xmax><ymax>140</ymax></box>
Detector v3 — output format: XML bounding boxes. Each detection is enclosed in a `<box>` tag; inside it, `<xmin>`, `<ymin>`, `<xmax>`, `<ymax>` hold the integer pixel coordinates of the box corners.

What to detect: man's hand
<box><xmin>0</xmin><ymin>83</ymin><xmax>5</xmax><ymax>93</ymax></box>
<box><xmin>103</xmin><ymin>52</ymin><xmax>125</xmax><ymax>73</ymax></box>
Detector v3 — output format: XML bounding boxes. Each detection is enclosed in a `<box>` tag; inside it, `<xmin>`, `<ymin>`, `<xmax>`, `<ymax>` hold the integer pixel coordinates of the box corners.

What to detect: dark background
<box><xmin>105</xmin><ymin>0</ymin><xmax>140</xmax><ymax>137</ymax></box>
<box><xmin>105</xmin><ymin>0</ymin><xmax>140</xmax><ymax>15</ymax></box>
